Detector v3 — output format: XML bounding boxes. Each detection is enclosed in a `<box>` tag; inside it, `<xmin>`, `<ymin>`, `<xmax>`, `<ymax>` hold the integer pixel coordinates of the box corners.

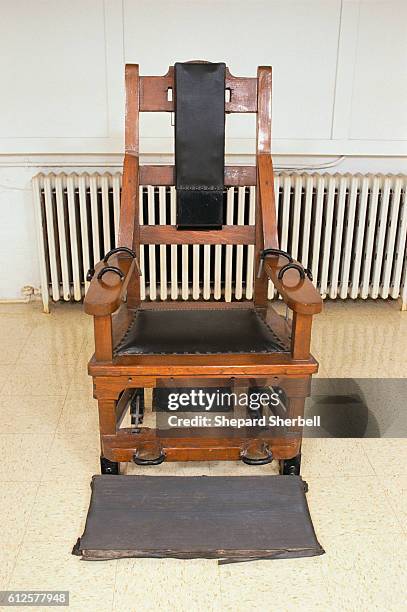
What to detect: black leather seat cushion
<box><xmin>115</xmin><ymin>308</ymin><xmax>286</xmax><ymax>356</ymax></box>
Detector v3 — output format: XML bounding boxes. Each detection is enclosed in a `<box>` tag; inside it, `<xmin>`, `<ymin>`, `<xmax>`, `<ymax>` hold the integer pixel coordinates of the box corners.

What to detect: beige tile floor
<box><xmin>0</xmin><ymin>299</ymin><xmax>406</xmax><ymax>611</ymax></box>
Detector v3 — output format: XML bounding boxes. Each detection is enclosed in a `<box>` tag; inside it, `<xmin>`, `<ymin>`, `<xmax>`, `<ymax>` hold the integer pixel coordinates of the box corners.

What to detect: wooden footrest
<box><xmin>74</xmin><ymin>475</ymin><xmax>324</xmax><ymax>562</ymax></box>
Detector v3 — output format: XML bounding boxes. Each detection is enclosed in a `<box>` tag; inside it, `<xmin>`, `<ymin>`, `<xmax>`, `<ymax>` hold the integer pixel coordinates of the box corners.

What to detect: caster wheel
<box><xmin>100</xmin><ymin>456</ymin><xmax>120</xmax><ymax>475</ymax></box>
<box><xmin>279</xmin><ymin>453</ymin><xmax>301</xmax><ymax>476</ymax></box>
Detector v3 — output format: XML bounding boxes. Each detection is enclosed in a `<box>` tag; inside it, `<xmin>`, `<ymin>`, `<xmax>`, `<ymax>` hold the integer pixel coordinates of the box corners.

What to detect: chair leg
<box><xmin>279</xmin><ymin>393</ymin><xmax>305</xmax><ymax>476</ymax></box>
<box><xmin>279</xmin><ymin>453</ymin><xmax>301</xmax><ymax>476</ymax></box>
<box><xmin>100</xmin><ymin>455</ymin><xmax>120</xmax><ymax>475</ymax></box>
<box><xmin>97</xmin><ymin>399</ymin><xmax>117</xmax><ymax>435</ymax></box>
<box><xmin>98</xmin><ymin>397</ymin><xmax>119</xmax><ymax>474</ymax></box>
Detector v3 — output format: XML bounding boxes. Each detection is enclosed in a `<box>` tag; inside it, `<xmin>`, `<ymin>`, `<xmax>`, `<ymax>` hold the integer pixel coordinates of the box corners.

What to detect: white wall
<box><xmin>0</xmin><ymin>0</ymin><xmax>406</xmax><ymax>299</ymax></box>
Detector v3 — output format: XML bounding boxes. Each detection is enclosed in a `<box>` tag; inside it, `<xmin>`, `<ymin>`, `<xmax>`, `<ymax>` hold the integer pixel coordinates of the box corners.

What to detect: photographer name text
<box><xmin>166</xmin><ymin>415</ymin><xmax>321</xmax><ymax>428</ymax></box>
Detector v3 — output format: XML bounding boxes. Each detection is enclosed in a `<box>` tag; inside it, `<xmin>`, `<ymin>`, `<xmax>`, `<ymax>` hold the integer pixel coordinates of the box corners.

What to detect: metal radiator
<box><xmin>32</xmin><ymin>172</ymin><xmax>407</xmax><ymax>312</ymax></box>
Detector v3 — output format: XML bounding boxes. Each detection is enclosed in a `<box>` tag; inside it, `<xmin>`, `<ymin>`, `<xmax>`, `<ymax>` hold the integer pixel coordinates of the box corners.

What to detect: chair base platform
<box><xmin>73</xmin><ymin>475</ymin><xmax>324</xmax><ymax>562</ymax></box>
<box><xmin>101</xmin><ymin>427</ymin><xmax>302</xmax><ymax>463</ymax></box>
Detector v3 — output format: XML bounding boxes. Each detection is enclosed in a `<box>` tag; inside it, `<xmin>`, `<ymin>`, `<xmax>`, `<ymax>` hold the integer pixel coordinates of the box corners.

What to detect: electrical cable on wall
<box><xmin>274</xmin><ymin>156</ymin><xmax>346</xmax><ymax>171</ymax></box>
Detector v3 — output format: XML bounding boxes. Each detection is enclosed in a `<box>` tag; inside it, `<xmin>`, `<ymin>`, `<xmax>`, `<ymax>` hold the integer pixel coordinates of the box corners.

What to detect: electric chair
<box><xmin>84</xmin><ymin>62</ymin><xmax>322</xmax><ymax>476</ymax></box>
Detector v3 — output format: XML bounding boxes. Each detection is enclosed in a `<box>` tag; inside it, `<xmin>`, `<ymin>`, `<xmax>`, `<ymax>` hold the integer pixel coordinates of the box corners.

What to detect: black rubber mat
<box><xmin>73</xmin><ymin>476</ymin><xmax>324</xmax><ymax>562</ymax></box>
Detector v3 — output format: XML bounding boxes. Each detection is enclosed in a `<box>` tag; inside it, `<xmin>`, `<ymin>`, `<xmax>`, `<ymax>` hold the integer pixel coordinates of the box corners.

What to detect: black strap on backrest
<box><xmin>175</xmin><ymin>62</ymin><xmax>226</xmax><ymax>228</ymax></box>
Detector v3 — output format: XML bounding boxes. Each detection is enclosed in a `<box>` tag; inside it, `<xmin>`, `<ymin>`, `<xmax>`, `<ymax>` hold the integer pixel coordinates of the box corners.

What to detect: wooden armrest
<box><xmin>84</xmin><ymin>257</ymin><xmax>136</xmax><ymax>316</ymax></box>
<box><xmin>263</xmin><ymin>260</ymin><xmax>322</xmax><ymax>315</ymax></box>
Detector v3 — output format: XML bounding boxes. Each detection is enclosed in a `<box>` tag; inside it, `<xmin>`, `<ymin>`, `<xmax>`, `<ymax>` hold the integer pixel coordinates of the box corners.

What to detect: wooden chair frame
<box><xmin>84</xmin><ymin>64</ymin><xmax>322</xmax><ymax>470</ymax></box>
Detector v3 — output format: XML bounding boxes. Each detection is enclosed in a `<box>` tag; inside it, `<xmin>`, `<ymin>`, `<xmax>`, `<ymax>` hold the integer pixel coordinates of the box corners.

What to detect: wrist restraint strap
<box><xmin>175</xmin><ymin>62</ymin><xmax>226</xmax><ymax>228</ymax></box>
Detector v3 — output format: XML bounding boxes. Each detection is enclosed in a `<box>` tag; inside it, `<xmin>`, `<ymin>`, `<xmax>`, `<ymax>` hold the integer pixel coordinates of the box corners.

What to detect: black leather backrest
<box><xmin>175</xmin><ymin>62</ymin><xmax>226</xmax><ymax>228</ymax></box>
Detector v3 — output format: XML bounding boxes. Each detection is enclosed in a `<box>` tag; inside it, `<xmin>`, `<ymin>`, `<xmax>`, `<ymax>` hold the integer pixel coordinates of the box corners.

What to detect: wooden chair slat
<box><xmin>140</xmin><ymin>225</ymin><xmax>255</xmax><ymax>245</ymax></box>
<box><xmin>139</xmin><ymin>165</ymin><xmax>256</xmax><ymax>186</ymax></box>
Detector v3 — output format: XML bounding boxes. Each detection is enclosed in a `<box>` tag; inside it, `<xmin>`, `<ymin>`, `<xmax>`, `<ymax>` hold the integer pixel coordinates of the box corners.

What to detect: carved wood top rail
<box><xmin>139</xmin><ymin>67</ymin><xmax>257</xmax><ymax>113</ymax></box>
